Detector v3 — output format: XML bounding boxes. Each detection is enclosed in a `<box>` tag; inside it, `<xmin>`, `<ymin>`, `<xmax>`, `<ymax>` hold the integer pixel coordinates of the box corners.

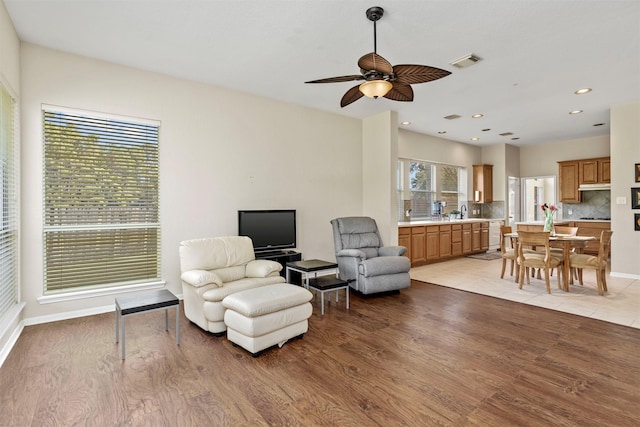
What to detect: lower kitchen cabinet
<box><xmin>400</xmin><ymin>221</ymin><xmax>490</xmax><ymax>266</ymax></box>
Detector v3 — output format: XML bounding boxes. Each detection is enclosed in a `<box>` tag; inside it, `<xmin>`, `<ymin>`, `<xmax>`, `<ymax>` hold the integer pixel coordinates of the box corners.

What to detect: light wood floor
<box><xmin>1</xmin><ymin>280</ymin><xmax>639</xmax><ymax>426</ymax></box>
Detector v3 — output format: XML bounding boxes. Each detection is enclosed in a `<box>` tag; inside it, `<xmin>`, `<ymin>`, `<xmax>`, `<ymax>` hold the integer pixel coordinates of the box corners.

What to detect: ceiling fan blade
<box><xmin>383</xmin><ymin>83</ymin><xmax>414</xmax><ymax>102</ymax></box>
<box><xmin>393</xmin><ymin>64</ymin><xmax>451</xmax><ymax>85</ymax></box>
<box><xmin>358</xmin><ymin>52</ymin><xmax>393</xmax><ymax>74</ymax></box>
<box><xmin>340</xmin><ymin>84</ymin><xmax>364</xmax><ymax>107</ymax></box>
<box><xmin>305</xmin><ymin>75</ymin><xmax>364</xmax><ymax>84</ymax></box>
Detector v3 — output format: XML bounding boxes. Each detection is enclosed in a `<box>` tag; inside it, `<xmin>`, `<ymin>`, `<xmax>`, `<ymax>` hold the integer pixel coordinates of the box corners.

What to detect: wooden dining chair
<box><xmin>549</xmin><ymin>226</ymin><xmax>579</xmax><ymax>279</ymax></box>
<box><xmin>517</xmin><ymin>231</ymin><xmax>563</xmax><ymax>294</ymax></box>
<box><xmin>500</xmin><ymin>226</ymin><xmax>518</xmax><ymax>281</ymax></box>
<box><xmin>569</xmin><ymin>230</ymin><xmax>613</xmax><ymax>296</ymax></box>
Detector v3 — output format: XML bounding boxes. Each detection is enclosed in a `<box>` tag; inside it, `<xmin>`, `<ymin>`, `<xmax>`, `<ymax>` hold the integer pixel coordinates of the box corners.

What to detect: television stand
<box><xmin>254</xmin><ymin>250</ymin><xmax>302</xmax><ymax>278</ymax></box>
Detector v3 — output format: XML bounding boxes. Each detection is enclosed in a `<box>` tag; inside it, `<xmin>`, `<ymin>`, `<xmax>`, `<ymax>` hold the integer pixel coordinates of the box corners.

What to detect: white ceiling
<box><xmin>5</xmin><ymin>0</ymin><xmax>640</xmax><ymax>146</ymax></box>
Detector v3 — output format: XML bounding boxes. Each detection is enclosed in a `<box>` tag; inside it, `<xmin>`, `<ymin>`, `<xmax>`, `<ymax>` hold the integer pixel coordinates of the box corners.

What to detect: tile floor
<box><xmin>410</xmin><ymin>255</ymin><xmax>640</xmax><ymax>329</ymax></box>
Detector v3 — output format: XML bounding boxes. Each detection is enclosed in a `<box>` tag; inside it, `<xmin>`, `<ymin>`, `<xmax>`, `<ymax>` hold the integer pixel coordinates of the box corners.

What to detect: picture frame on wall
<box><xmin>635</xmin><ymin>214</ymin><xmax>640</xmax><ymax>231</ymax></box>
<box><xmin>636</xmin><ymin>163</ymin><xmax>640</xmax><ymax>182</ymax></box>
<box><xmin>633</xmin><ymin>188</ymin><xmax>640</xmax><ymax>209</ymax></box>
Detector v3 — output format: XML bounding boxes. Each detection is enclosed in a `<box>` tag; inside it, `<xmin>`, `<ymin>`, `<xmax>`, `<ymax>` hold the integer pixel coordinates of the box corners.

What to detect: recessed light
<box><xmin>472</xmin><ymin>114</ymin><xmax>484</xmax><ymax>118</ymax></box>
<box><xmin>470</xmin><ymin>137</ymin><xmax>479</xmax><ymax>141</ymax></box>
<box><xmin>482</xmin><ymin>128</ymin><xmax>491</xmax><ymax>132</ymax></box>
<box><xmin>444</xmin><ymin>114</ymin><xmax>461</xmax><ymax>120</ymax></box>
<box><xmin>593</xmin><ymin>123</ymin><xmax>606</xmax><ymax>127</ymax></box>
<box><xmin>511</xmin><ymin>137</ymin><xmax>520</xmax><ymax>140</ymax></box>
<box><xmin>569</xmin><ymin>110</ymin><xmax>583</xmax><ymax>115</ymax></box>
<box><xmin>438</xmin><ymin>130</ymin><xmax>447</xmax><ymax>134</ymax></box>
<box><xmin>401</xmin><ymin>121</ymin><xmax>411</xmax><ymax>125</ymax></box>
<box><xmin>575</xmin><ymin>88</ymin><xmax>592</xmax><ymax>95</ymax></box>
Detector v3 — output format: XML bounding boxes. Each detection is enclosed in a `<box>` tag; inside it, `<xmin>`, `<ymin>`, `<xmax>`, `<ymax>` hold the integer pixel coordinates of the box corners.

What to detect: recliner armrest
<box><xmin>246</xmin><ymin>259</ymin><xmax>282</xmax><ymax>278</ymax></box>
<box><xmin>336</xmin><ymin>249</ymin><xmax>367</xmax><ymax>259</ymax></box>
<box><xmin>378</xmin><ymin>246</ymin><xmax>407</xmax><ymax>257</ymax></box>
<box><xmin>181</xmin><ymin>269</ymin><xmax>222</xmax><ymax>288</ymax></box>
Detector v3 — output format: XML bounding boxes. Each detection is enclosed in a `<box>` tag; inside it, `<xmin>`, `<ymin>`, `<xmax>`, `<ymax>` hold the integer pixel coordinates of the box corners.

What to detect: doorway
<box><xmin>521</xmin><ymin>176</ymin><xmax>556</xmax><ymax>223</ymax></box>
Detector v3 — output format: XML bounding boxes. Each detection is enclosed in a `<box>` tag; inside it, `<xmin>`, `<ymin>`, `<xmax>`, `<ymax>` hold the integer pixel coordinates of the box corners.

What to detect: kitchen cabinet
<box><xmin>439</xmin><ymin>225</ymin><xmax>452</xmax><ymax>258</ymax></box>
<box><xmin>410</xmin><ymin>226</ymin><xmax>426</xmax><ymax>264</ymax></box>
<box><xmin>451</xmin><ymin>224</ymin><xmax>462</xmax><ymax>256</ymax></box>
<box><xmin>399</xmin><ymin>220</ymin><xmax>489</xmax><ymax>266</ymax></box>
<box><xmin>481</xmin><ymin>222</ymin><xmax>489</xmax><ymax>250</ymax></box>
<box><xmin>558</xmin><ymin>160</ymin><xmax>581</xmax><ymax>203</ymax></box>
<box><xmin>473</xmin><ymin>164</ymin><xmax>493</xmax><ymax>203</ymax></box>
<box><xmin>579</xmin><ymin>157</ymin><xmax>610</xmax><ymax>185</ymax></box>
<box><xmin>426</xmin><ymin>226</ymin><xmax>440</xmax><ymax>260</ymax></box>
<box><xmin>398</xmin><ymin>227</ymin><xmax>411</xmax><ymax>260</ymax></box>
<box><xmin>462</xmin><ymin>223</ymin><xmax>472</xmax><ymax>254</ymax></box>
<box><xmin>560</xmin><ymin>157</ymin><xmax>610</xmax><ymax>203</ymax></box>
<box><xmin>472</xmin><ymin>222</ymin><xmax>481</xmax><ymax>251</ymax></box>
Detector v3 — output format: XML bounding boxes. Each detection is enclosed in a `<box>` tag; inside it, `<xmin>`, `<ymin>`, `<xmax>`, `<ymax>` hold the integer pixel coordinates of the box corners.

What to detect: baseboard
<box><xmin>610</xmin><ymin>271</ymin><xmax>640</xmax><ymax>280</ymax></box>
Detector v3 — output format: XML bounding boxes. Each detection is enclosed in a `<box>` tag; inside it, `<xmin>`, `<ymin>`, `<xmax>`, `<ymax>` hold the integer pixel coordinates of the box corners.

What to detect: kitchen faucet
<box><xmin>460</xmin><ymin>204</ymin><xmax>467</xmax><ymax>219</ymax></box>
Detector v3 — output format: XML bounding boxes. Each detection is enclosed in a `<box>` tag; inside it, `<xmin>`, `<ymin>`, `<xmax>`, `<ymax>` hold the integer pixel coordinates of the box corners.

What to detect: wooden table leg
<box><xmin>562</xmin><ymin>240</ymin><xmax>571</xmax><ymax>292</ymax></box>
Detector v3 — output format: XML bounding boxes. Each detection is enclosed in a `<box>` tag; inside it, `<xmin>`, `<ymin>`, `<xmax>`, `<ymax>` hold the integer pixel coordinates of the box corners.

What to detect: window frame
<box><xmin>41</xmin><ymin>105</ymin><xmax>162</xmax><ymax>295</ymax></box>
<box><xmin>398</xmin><ymin>158</ymin><xmax>465</xmax><ymax>221</ymax></box>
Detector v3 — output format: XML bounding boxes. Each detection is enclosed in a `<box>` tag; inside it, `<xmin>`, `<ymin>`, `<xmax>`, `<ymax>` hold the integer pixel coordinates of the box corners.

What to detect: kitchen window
<box><xmin>398</xmin><ymin>159</ymin><xmax>464</xmax><ymax>220</ymax></box>
<box><xmin>42</xmin><ymin>107</ymin><xmax>161</xmax><ymax>294</ymax></box>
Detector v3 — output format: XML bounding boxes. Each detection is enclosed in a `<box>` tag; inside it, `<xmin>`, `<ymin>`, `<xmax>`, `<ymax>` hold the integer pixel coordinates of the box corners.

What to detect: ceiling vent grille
<box><xmin>450</xmin><ymin>54</ymin><xmax>481</xmax><ymax>68</ymax></box>
<box><xmin>444</xmin><ymin>114</ymin><xmax>462</xmax><ymax>120</ymax></box>
<box><xmin>499</xmin><ymin>132</ymin><xmax>514</xmax><ymax>136</ymax></box>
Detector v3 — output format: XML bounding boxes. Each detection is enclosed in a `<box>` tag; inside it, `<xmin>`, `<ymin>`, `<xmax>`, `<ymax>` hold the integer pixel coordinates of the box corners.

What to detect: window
<box><xmin>0</xmin><ymin>82</ymin><xmax>17</xmax><ymax>318</ymax></box>
<box><xmin>398</xmin><ymin>159</ymin><xmax>463</xmax><ymax>220</ymax></box>
<box><xmin>43</xmin><ymin>107</ymin><xmax>160</xmax><ymax>293</ymax></box>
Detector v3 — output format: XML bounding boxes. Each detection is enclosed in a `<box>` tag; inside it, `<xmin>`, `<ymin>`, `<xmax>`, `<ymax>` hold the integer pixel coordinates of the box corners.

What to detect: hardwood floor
<box><xmin>2</xmin><ymin>280</ymin><xmax>639</xmax><ymax>426</ymax></box>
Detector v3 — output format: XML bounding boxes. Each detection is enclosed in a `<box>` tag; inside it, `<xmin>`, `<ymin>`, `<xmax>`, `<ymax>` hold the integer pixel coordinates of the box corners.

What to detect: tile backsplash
<box><xmin>562</xmin><ymin>190</ymin><xmax>611</xmax><ymax>219</ymax></box>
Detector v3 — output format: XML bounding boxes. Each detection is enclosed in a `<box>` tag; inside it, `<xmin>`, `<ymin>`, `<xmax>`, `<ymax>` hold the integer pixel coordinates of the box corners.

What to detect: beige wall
<box><xmin>0</xmin><ymin>0</ymin><xmax>21</xmax><ymax>362</ymax></box>
<box><xmin>610</xmin><ymin>102</ymin><xmax>640</xmax><ymax>277</ymax></box>
<box><xmin>519</xmin><ymin>135</ymin><xmax>610</xmax><ymax>177</ymax></box>
<box><xmin>363</xmin><ymin>111</ymin><xmax>398</xmax><ymax>246</ymax></box>
<box><xmin>398</xmin><ymin>129</ymin><xmax>482</xmax><ymax>206</ymax></box>
<box><xmin>481</xmin><ymin>144</ymin><xmax>506</xmax><ymax>201</ymax></box>
<box><xmin>20</xmin><ymin>43</ymin><xmax>363</xmax><ymax>321</ymax></box>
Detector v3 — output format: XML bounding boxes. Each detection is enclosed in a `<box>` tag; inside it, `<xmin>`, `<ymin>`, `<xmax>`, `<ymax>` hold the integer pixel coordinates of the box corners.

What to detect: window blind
<box><xmin>43</xmin><ymin>108</ymin><xmax>160</xmax><ymax>292</ymax></box>
<box><xmin>0</xmin><ymin>82</ymin><xmax>17</xmax><ymax>318</ymax></box>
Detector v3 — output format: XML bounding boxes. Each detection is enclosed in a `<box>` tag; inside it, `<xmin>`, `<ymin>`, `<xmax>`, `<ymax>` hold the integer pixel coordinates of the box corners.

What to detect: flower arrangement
<box><xmin>541</xmin><ymin>203</ymin><xmax>557</xmax><ymax>234</ymax></box>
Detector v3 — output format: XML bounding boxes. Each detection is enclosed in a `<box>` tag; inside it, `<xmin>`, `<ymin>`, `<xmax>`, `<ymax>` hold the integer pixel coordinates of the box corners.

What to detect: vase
<box><xmin>543</xmin><ymin>214</ymin><xmax>555</xmax><ymax>235</ymax></box>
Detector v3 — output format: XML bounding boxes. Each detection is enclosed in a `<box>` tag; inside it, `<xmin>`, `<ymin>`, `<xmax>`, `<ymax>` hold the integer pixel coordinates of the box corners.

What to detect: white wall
<box><xmin>610</xmin><ymin>102</ymin><xmax>640</xmax><ymax>277</ymax></box>
<box><xmin>20</xmin><ymin>43</ymin><xmax>363</xmax><ymax>320</ymax></box>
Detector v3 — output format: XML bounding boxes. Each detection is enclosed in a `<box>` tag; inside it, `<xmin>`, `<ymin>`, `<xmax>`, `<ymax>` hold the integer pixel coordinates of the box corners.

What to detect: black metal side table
<box><xmin>115</xmin><ymin>289</ymin><xmax>180</xmax><ymax>360</ymax></box>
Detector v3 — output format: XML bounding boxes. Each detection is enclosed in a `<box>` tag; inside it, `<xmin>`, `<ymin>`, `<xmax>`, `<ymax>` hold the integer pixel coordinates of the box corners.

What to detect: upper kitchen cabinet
<box><xmin>473</xmin><ymin>164</ymin><xmax>493</xmax><ymax>203</ymax></box>
<box><xmin>559</xmin><ymin>160</ymin><xmax>581</xmax><ymax>203</ymax></box>
<box><xmin>579</xmin><ymin>157</ymin><xmax>610</xmax><ymax>184</ymax></box>
<box><xmin>559</xmin><ymin>157</ymin><xmax>610</xmax><ymax>203</ymax></box>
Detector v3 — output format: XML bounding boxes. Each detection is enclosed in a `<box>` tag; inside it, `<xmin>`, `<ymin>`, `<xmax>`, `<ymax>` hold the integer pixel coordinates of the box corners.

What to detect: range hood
<box><xmin>578</xmin><ymin>183</ymin><xmax>611</xmax><ymax>191</ymax></box>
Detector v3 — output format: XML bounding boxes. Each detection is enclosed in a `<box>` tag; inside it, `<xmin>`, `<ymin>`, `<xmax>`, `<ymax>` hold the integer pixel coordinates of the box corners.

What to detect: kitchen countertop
<box><xmin>399</xmin><ymin>218</ymin><xmax>502</xmax><ymax>227</ymax></box>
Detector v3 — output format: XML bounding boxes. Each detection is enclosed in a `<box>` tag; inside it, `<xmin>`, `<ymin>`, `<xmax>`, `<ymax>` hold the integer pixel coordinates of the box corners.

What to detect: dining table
<box><xmin>506</xmin><ymin>232</ymin><xmax>597</xmax><ymax>292</ymax></box>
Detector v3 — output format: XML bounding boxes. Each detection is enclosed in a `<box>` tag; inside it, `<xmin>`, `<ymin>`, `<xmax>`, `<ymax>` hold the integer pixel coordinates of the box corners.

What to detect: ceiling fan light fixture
<box><xmin>359</xmin><ymin>80</ymin><xmax>392</xmax><ymax>98</ymax></box>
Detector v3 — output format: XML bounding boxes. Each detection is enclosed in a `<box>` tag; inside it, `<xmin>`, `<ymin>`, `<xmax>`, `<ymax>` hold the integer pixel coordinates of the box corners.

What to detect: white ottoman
<box><xmin>222</xmin><ymin>283</ymin><xmax>313</xmax><ymax>356</ymax></box>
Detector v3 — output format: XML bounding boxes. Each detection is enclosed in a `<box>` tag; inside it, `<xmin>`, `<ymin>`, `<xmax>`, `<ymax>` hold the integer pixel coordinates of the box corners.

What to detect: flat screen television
<box><xmin>238</xmin><ymin>209</ymin><xmax>296</xmax><ymax>253</ymax></box>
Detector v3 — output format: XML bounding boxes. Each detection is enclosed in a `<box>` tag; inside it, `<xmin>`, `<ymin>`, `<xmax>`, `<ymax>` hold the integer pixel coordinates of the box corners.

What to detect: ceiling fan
<box><xmin>305</xmin><ymin>6</ymin><xmax>451</xmax><ymax>107</ymax></box>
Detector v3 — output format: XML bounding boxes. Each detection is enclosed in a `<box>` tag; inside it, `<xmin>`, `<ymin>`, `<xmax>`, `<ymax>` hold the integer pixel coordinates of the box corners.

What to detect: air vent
<box><xmin>449</xmin><ymin>54</ymin><xmax>481</xmax><ymax>68</ymax></box>
<box><xmin>499</xmin><ymin>132</ymin><xmax>514</xmax><ymax>136</ymax></box>
<box><xmin>444</xmin><ymin>114</ymin><xmax>462</xmax><ymax>120</ymax></box>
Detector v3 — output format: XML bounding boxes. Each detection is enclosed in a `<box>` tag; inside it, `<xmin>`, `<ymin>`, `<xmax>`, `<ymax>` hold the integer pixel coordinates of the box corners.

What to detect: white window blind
<box><xmin>0</xmin><ymin>82</ymin><xmax>17</xmax><ymax>319</ymax></box>
<box><xmin>43</xmin><ymin>108</ymin><xmax>160</xmax><ymax>293</ymax></box>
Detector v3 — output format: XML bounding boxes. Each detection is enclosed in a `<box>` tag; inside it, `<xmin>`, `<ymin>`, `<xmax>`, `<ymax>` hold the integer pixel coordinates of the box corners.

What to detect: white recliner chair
<box><xmin>179</xmin><ymin>236</ymin><xmax>285</xmax><ymax>334</ymax></box>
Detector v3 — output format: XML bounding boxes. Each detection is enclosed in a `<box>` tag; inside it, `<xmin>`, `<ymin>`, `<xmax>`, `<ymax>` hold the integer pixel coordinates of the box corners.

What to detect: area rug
<box><xmin>466</xmin><ymin>252</ymin><xmax>502</xmax><ymax>261</ymax></box>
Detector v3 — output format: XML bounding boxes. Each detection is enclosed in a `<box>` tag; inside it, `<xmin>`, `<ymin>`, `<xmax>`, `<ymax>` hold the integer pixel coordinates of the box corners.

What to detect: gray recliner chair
<box><xmin>330</xmin><ymin>217</ymin><xmax>411</xmax><ymax>295</ymax></box>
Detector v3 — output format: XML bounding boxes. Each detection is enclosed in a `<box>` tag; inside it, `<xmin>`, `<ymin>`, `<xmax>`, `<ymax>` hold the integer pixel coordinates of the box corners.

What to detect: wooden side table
<box><xmin>115</xmin><ymin>289</ymin><xmax>180</xmax><ymax>360</ymax></box>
